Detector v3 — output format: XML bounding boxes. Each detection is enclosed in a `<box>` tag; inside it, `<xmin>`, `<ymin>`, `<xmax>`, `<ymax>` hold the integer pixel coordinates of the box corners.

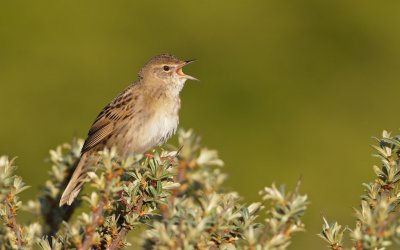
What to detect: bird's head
<box><xmin>139</xmin><ymin>54</ymin><xmax>198</xmax><ymax>89</ymax></box>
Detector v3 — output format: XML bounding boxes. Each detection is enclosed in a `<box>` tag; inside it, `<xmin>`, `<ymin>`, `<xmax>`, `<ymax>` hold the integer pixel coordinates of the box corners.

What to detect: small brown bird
<box><xmin>59</xmin><ymin>54</ymin><xmax>197</xmax><ymax>206</ymax></box>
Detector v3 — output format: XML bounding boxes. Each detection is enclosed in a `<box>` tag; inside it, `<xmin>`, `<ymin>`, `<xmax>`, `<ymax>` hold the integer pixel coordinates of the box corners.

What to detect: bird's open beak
<box><xmin>176</xmin><ymin>59</ymin><xmax>199</xmax><ymax>81</ymax></box>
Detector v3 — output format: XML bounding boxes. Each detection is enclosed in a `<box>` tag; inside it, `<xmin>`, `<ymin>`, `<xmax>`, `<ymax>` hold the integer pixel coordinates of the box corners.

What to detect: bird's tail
<box><xmin>59</xmin><ymin>153</ymin><xmax>89</xmax><ymax>206</ymax></box>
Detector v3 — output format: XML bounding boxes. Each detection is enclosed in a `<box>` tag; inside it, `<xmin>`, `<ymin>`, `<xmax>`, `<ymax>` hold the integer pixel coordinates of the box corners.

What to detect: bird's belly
<box><xmin>122</xmin><ymin>112</ymin><xmax>178</xmax><ymax>155</ymax></box>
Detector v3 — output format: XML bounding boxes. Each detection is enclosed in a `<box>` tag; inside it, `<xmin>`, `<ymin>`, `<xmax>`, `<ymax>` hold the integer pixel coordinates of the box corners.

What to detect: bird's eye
<box><xmin>163</xmin><ymin>65</ymin><xmax>170</xmax><ymax>71</ymax></box>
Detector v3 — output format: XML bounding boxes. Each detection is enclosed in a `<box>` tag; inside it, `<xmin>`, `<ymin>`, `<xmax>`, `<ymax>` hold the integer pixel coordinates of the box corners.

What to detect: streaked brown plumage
<box><xmin>59</xmin><ymin>54</ymin><xmax>197</xmax><ymax>206</ymax></box>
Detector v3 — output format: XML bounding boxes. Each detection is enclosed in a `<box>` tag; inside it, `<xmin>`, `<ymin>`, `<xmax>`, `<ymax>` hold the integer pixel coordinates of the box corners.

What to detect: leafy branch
<box><xmin>319</xmin><ymin>130</ymin><xmax>400</xmax><ymax>250</ymax></box>
<box><xmin>0</xmin><ymin>129</ymin><xmax>308</xmax><ymax>249</ymax></box>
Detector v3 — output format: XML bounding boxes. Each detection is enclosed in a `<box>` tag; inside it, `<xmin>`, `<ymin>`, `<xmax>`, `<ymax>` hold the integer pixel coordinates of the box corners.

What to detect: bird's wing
<box><xmin>81</xmin><ymin>85</ymin><xmax>135</xmax><ymax>154</ymax></box>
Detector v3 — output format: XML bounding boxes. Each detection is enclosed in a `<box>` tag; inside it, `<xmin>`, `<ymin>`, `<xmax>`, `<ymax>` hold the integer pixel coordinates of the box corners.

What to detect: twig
<box><xmin>176</xmin><ymin>160</ymin><xmax>189</xmax><ymax>183</ymax></box>
<box><xmin>108</xmin><ymin>195</ymin><xmax>144</xmax><ymax>250</ymax></box>
<box><xmin>3</xmin><ymin>198</ymin><xmax>23</xmax><ymax>249</ymax></box>
<box><xmin>108</xmin><ymin>227</ymin><xmax>128</xmax><ymax>250</ymax></box>
<box><xmin>7</xmin><ymin>205</ymin><xmax>22</xmax><ymax>249</ymax></box>
<box><xmin>80</xmin><ymin>200</ymin><xmax>105</xmax><ymax>250</ymax></box>
<box><xmin>80</xmin><ymin>168</ymin><xmax>114</xmax><ymax>250</ymax></box>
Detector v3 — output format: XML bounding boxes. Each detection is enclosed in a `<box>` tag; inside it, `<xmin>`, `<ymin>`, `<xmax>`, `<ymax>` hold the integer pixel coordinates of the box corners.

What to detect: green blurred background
<box><xmin>1</xmin><ymin>1</ymin><xmax>400</xmax><ymax>248</ymax></box>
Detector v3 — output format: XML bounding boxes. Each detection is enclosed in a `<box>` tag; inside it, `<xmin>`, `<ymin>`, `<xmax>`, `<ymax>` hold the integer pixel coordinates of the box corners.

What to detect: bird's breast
<box><xmin>124</xmin><ymin>97</ymin><xmax>180</xmax><ymax>154</ymax></box>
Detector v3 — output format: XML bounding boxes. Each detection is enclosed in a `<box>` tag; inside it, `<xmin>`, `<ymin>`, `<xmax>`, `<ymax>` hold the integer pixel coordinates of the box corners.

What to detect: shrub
<box><xmin>0</xmin><ymin>129</ymin><xmax>308</xmax><ymax>250</ymax></box>
<box><xmin>319</xmin><ymin>131</ymin><xmax>400</xmax><ymax>250</ymax></box>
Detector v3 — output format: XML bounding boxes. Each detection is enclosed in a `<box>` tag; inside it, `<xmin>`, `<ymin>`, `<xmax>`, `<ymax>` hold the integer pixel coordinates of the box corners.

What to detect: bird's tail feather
<box><xmin>59</xmin><ymin>153</ymin><xmax>89</xmax><ymax>206</ymax></box>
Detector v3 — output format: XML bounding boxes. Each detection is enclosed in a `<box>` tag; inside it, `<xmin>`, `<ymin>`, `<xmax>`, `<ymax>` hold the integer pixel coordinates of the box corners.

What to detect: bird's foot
<box><xmin>161</xmin><ymin>155</ymin><xmax>176</xmax><ymax>164</ymax></box>
<box><xmin>145</xmin><ymin>153</ymin><xmax>175</xmax><ymax>164</ymax></box>
<box><xmin>144</xmin><ymin>153</ymin><xmax>155</xmax><ymax>159</ymax></box>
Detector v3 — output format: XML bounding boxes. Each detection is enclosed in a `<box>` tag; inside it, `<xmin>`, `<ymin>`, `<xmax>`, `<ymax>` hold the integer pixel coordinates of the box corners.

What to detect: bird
<box><xmin>59</xmin><ymin>54</ymin><xmax>197</xmax><ymax>206</ymax></box>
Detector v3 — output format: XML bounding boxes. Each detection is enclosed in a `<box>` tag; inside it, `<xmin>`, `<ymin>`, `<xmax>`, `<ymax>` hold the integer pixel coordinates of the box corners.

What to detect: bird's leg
<box><xmin>161</xmin><ymin>145</ymin><xmax>183</xmax><ymax>164</ymax></box>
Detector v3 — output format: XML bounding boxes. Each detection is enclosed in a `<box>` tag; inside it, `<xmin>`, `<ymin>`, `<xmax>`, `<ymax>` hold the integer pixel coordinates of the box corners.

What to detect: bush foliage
<box><xmin>1</xmin><ymin>129</ymin><xmax>400</xmax><ymax>249</ymax></box>
<box><xmin>0</xmin><ymin>129</ymin><xmax>308</xmax><ymax>249</ymax></box>
<box><xmin>319</xmin><ymin>131</ymin><xmax>400</xmax><ymax>250</ymax></box>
